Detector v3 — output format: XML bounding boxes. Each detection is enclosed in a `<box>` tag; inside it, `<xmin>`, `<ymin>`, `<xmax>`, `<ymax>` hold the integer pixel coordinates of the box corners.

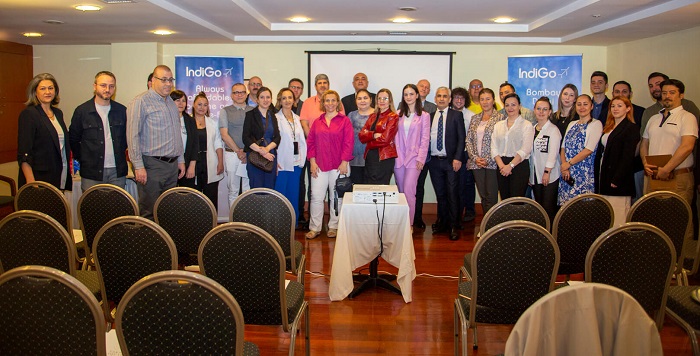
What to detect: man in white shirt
<box><xmin>641</xmin><ymin>79</ymin><xmax>698</xmax><ymax>204</ymax></box>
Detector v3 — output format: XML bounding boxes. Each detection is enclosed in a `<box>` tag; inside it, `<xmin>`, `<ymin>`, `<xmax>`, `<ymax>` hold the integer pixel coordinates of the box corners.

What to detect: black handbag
<box><xmin>334</xmin><ymin>174</ymin><xmax>353</xmax><ymax>216</ymax></box>
<box><xmin>248</xmin><ymin>113</ymin><xmax>274</xmax><ymax>173</ymax></box>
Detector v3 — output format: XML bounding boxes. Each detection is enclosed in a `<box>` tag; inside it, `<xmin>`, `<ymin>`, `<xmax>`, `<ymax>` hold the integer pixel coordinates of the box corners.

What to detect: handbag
<box><xmin>248</xmin><ymin>113</ymin><xmax>274</xmax><ymax>173</ymax></box>
<box><xmin>334</xmin><ymin>174</ymin><xmax>353</xmax><ymax>216</ymax></box>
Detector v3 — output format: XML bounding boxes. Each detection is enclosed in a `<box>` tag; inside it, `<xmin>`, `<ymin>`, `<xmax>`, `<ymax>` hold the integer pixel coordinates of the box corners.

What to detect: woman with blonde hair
<box><xmin>358</xmin><ymin>88</ymin><xmax>398</xmax><ymax>185</ymax></box>
<box><xmin>274</xmin><ymin>88</ymin><xmax>307</xmax><ymax>222</ymax></box>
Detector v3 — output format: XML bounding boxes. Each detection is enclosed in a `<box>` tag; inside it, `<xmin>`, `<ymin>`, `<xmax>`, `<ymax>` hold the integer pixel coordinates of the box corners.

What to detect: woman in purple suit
<box><xmin>394</xmin><ymin>84</ymin><xmax>431</xmax><ymax>225</ymax></box>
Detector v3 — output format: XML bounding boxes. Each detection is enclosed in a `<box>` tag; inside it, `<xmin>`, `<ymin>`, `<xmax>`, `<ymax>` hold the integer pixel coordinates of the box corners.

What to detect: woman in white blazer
<box><xmin>192</xmin><ymin>92</ymin><xmax>224</xmax><ymax>208</ymax></box>
<box><xmin>274</xmin><ymin>88</ymin><xmax>307</xmax><ymax>221</ymax></box>
<box><xmin>529</xmin><ymin>96</ymin><xmax>561</xmax><ymax>223</ymax></box>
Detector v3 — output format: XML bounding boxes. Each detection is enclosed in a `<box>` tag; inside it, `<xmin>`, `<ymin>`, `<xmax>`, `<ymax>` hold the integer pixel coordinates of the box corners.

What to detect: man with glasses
<box><xmin>127</xmin><ymin>65</ymin><xmax>185</xmax><ymax>219</ymax></box>
<box><xmin>289</xmin><ymin>78</ymin><xmax>305</xmax><ymax>115</ymax></box>
<box><xmin>246</xmin><ymin>76</ymin><xmax>263</xmax><ymax>107</ymax></box>
<box><xmin>341</xmin><ymin>72</ymin><xmax>376</xmax><ymax>113</ymax></box>
<box><xmin>219</xmin><ymin>83</ymin><xmax>253</xmax><ymax>207</ymax></box>
<box><xmin>70</xmin><ymin>71</ymin><xmax>128</xmax><ymax>191</ymax></box>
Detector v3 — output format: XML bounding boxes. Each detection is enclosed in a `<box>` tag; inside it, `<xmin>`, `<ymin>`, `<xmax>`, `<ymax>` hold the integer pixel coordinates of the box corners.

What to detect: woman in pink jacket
<box><xmin>394</xmin><ymin>84</ymin><xmax>431</xmax><ymax>225</ymax></box>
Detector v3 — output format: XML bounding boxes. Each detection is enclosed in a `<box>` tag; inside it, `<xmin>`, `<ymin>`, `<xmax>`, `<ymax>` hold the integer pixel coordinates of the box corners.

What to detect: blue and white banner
<box><xmin>175</xmin><ymin>56</ymin><xmax>244</xmax><ymax>119</ymax></box>
<box><xmin>507</xmin><ymin>55</ymin><xmax>582</xmax><ymax>111</ymax></box>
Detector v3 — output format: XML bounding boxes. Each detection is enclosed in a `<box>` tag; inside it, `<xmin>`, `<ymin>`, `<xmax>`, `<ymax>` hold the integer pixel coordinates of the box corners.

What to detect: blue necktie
<box><xmin>437</xmin><ymin>110</ymin><xmax>444</xmax><ymax>151</ymax></box>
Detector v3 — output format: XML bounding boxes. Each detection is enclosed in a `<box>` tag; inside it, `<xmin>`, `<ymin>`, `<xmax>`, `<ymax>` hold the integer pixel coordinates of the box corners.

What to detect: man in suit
<box><xmin>590</xmin><ymin>71</ymin><xmax>610</xmax><ymax>125</ymax></box>
<box><xmin>69</xmin><ymin>71</ymin><xmax>128</xmax><ymax>192</ymax></box>
<box><xmin>428</xmin><ymin>87</ymin><xmax>466</xmax><ymax>240</ymax></box>
<box><xmin>289</xmin><ymin>78</ymin><xmax>304</xmax><ymax>115</ymax></box>
<box><xmin>414</xmin><ymin>79</ymin><xmax>436</xmax><ymax>228</ymax></box>
<box><xmin>341</xmin><ymin>72</ymin><xmax>376</xmax><ymax>113</ymax></box>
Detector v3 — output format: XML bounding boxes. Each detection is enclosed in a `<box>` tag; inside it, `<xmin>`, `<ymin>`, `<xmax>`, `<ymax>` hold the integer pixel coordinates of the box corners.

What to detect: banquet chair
<box><xmin>0</xmin><ymin>174</ymin><xmax>16</xmax><ymax>220</ymax></box>
<box><xmin>15</xmin><ymin>180</ymin><xmax>85</xmax><ymax>250</ymax></box>
<box><xmin>115</xmin><ymin>270</ymin><xmax>259</xmax><ymax>356</ymax></box>
<box><xmin>199</xmin><ymin>222</ymin><xmax>310</xmax><ymax>356</ymax></box>
<box><xmin>0</xmin><ymin>265</ymin><xmax>106</xmax><ymax>356</ymax></box>
<box><xmin>454</xmin><ymin>221</ymin><xmax>559</xmax><ymax>355</ymax></box>
<box><xmin>504</xmin><ymin>283</ymin><xmax>662</xmax><ymax>356</ymax></box>
<box><xmin>463</xmin><ymin>197</ymin><xmax>549</xmax><ymax>277</ymax></box>
<box><xmin>553</xmin><ymin>193</ymin><xmax>613</xmax><ymax>277</ymax></box>
<box><xmin>0</xmin><ymin>210</ymin><xmax>100</xmax><ymax>298</ymax></box>
<box><xmin>230</xmin><ymin>188</ymin><xmax>306</xmax><ymax>284</ymax></box>
<box><xmin>78</xmin><ymin>184</ymin><xmax>138</xmax><ymax>270</ymax></box>
<box><xmin>154</xmin><ymin>187</ymin><xmax>216</xmax><ymax>267</ymax></box>
<box><xmin>93</xmin><ymin>216</ymin><xmax>178</xmax><ymax>323</ymax></box>
<box><xmin>665</xmin><ymin>286</ymin><xmax>700</xmax><ymax>356</ymax></box>
<box><xmin>585</xmin><ymin>222</ymin><xmax>675</xmax><ymax>329</ymax></box>
<box><xmin>627</xmin><ymin>191</ymin><xmax>692</xmax><ymax>284</ymax></box>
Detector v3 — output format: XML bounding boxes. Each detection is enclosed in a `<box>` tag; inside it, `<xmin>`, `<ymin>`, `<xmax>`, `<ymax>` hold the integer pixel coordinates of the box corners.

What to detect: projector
<box><xmin>352</xmin><ymin>184</ymin><xmax>399</xmax><ymax>204</ymax></box>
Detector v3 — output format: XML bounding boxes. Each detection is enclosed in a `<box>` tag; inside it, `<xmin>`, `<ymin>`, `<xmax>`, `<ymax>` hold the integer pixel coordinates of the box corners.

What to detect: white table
<box><xmin>329</xmin><ymin>192</ymin><xmax>416</xmax><ymax>303</ymax></box>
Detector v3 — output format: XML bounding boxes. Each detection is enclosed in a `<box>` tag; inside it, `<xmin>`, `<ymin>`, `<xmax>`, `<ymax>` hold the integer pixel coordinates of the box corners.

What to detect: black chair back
<box><xmin>480</xmin><ymin>197</ymin><xmax>549</xmax><ymax>235</ymax></box>
<box><xmin>16</xmin><ymin>181</ymin><xmax>72</xmax><ymax>233</ymax></box>
<box><xmin>78</xmin><ymin>184</ymin><xmax>138</xmax><ymax>252</ymax></box>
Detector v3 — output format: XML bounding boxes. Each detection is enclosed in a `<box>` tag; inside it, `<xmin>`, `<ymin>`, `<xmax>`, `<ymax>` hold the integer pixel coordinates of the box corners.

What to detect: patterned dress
<box><xmin>558</xmin><ymin>121</ymin><xmax>596</xmax><ymax>205</ymax></box>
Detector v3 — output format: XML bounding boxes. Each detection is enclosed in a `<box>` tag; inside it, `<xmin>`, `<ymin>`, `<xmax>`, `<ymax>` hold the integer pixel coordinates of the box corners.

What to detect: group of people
<box><xmin>17</xmin><ymin>66</ymin><xmax>700</xmax><ymax>243</ymax></box>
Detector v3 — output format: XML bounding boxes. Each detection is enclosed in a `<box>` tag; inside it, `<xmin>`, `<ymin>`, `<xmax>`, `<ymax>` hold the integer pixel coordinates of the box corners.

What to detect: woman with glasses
<box><xmin>170</xmin><ymin>90</ymin><xmax>197</xmax><ymax>188</ymax></box>
<box><xmin>17</xmin><ymin>73</ymin><xmax>72</xmax><ymax>191</ymax></box>
<box><xmin>348</xmin><ymin>89</ymin><xmax>374</xmax><ymax>185</ymax></box>
<box><xmin>358</xmin><ymin>88</ymin><xmax>398</xmax><ymax>185</ymax></box>
<box><xmin>274</xmin><ymin>88</ymin><xmax>307</xmax><ymax>222</ymax></box>
<box><xmin>305</xmin><ymin>90</ymin><xmax>353</xmax><ymax>239</ymax></box>
<box><xmin>191</xmin><ymin>92</ymin><xmax>224</xmax><ymax>207</ymax></box>
<box><xmin>558</xmin><ymin>94</ymin><xmax>603</xmax><ymax>205</ymax></box>
<box><xmin>243</xmin><ymin>86</ymin><xmax>280</xmax><ymax>189</ymax></box>
<box><xmin>529</xmin><ymin>97</ymin><xmax>561</xmax><ymax>223</ymax></box>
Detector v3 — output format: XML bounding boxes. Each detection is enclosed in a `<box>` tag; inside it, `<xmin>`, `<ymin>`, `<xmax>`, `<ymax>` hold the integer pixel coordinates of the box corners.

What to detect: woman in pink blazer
<box><xmin>394</xmin><ymin>84</ymin><xmax>431</xmax><ymax>225</ymax></box>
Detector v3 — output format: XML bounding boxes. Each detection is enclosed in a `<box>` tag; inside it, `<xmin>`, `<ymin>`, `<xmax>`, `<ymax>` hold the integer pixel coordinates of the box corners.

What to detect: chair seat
<box><xmin>286</xmin><ymin>280</ymin><xmax>305</xmax><ymax>322</ymax></box>
<box><xmin>457</xmin><ymin>281</ymin><xmax>523</xmax><ymax>325</ymax></box>
<box><xmin>74</xmin><ymin>270</ymin><xmax>101</xmax><ymax>300</ymax></box>
<box><xmin>243</xmin><ymin>341</ymin><xmax>260</xmax><ymax>356</ymax></box>
<box><xmin>667</xmin><ymin>286</ymin><xmax>700</xmax><ymax>330</ymax></box>
<box><xmin>557</xmin><ymin>261</ymin><xmax>584</xmax><ymax>276</ymax></box>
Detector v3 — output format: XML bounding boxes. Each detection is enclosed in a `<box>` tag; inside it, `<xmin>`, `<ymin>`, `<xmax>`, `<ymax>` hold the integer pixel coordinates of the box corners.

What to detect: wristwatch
<box><xmin>509</xmin><ymin>163</ymin><xmax>515</xmax><ymax>169</ymax></box>
<box><xmin>544</xmin><ymin>169</ymin><xmax>551</xmax><ymax>174</ymax></box>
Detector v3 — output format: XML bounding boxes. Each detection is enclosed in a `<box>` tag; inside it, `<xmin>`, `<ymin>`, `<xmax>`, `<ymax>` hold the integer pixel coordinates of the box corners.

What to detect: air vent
<box><xmin>99</xmin><ymin>0</ymin><xmax>136</xmax><ymax>4</ymax></box>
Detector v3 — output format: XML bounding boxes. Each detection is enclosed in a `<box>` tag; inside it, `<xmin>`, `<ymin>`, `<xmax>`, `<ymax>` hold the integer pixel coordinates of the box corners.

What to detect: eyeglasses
<box><xmin>249</xmin><ymin>82</ymin><xmax>262</xmax><ymax>87</ymax></box>
<box><xmin>153</xmin><ymin>76</ymin><xmax>175</xmax><ymax>84</ymax></box>
<box><xmin>232</xmin><ymin>91</ymin><xmax>246</xmax><ymax>95</ymax></box>
<box><xmin>470</xmin><ymin>84</ymin><xmax>483</xmax><ymax>89</ymax></box>
<box><xmin>289</xmin><ymin>85</ymin><xmax>302</xmax><ymax>90</ymax></box>
<box><xmin>377</xmin><ymin>97</ymin><xmax>390</xmax><ymax>102</ymax></box>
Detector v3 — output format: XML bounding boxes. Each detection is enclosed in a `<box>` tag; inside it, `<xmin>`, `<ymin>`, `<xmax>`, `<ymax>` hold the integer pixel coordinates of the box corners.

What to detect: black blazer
<box><xmin>181</xmin><ymin>112</ymin><xmax>198</xmax><ymax>167</ymax></box>
<box><xmin>69</xmin><ymin>97</ymin><xmax>128</xmax><ymax>181</ymax></box>
<box><xmin>595</xmin><ymin>96</ymin><xmax>611</xmax><ymax>126</ymax></box>
<box><xmin>242</xmin><ymin>107</ymin><xmax>281</xmax><ymax>152</ymax></box>
<box><xmin>17</xmin><ymin>105</ymin><xmax>72</xmax><ymax>191</ymax></box>
<box><xmin>341</xmin><ymin>92</ymin><xmax>376</xmax><ymax>114</ymax></box>
<box><xmin>428</xmin><ymin>108</ymin><xmax>466</xmax><ymax>163</ymax></box>
<box><xmin>594</xmin><ymin>119</ymin><xmax>640</xmax><ymax>197</ymax></box>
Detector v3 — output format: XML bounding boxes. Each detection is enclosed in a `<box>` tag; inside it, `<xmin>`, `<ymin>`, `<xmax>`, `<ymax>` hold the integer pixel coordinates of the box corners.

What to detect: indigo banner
<box><xmin>507</xmin><ymin>55</ymin><xmax>582</xmax><ymax>111</ymax></box>
<box><xmin>175</xmin><ymin>56</ymin><xmax>244</xmax><ymax>119</ymax></box>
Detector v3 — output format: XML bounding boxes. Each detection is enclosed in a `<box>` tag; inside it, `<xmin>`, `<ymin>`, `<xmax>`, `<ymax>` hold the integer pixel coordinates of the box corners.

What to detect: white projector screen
<box><xmin>308</xmin><ymin>51</ymin><xmax>453</xmax><ymax>104</ymax></box>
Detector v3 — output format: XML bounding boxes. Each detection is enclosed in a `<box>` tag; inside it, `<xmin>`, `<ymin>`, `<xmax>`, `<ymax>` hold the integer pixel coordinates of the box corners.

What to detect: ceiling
<box><xmin>2</xmin><ymin>0</ymin><xmax>700</xmax><ymax>46</ymax></box>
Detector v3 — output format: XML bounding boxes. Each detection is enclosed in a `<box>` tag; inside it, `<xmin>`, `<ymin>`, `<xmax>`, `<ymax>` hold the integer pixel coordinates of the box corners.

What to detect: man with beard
<box><xmin>641</xmin><ymin>72</ymin><xmax>700</xmax><ymax>134</ymax></box>
<box><xmin>69</xmin><ymin>71</ymin><xmax>128</xmax><ymax>191</ymax></box>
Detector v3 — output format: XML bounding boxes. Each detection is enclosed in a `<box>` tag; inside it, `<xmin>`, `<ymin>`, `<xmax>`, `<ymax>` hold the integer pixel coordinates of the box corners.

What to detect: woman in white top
<box><xmin>191</xmin><ymin>92</ymin><xmax>224</xmax><ymax>208</ymax></box>
<box><xmin>491</xmin><ymin>93</ymin><xmax>534</xmax><ymax>199</ymax></box>
<box><xmin>529</xmin><ymin>97</ymin><xmax>562</xmax><ymax>223</ymax></box>
<box><xmin>558</xmin><ymin>94</ymin><xmax>603</xmax><ymax>205</ymax></box>
<box><xmin>274</xmin><ymin>88</ymin><xmax>307</xmax><ymax>222</ymax></box>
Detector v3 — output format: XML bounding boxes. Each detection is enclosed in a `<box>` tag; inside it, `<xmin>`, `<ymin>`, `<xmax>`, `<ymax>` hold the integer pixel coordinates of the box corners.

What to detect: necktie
<box><xmin>659</xmin><ymin>110</ymin><xmax>670</xmax><ymax>127</ymax></box>
<box><xmin>437</xmin><ymin>110</ymin><xmax>444</xmax><ymax>151</ymax></box>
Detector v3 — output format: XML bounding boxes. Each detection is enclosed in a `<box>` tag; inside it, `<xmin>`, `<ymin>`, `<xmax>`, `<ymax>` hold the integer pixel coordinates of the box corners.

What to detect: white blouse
<box><xmin>275</xmin><ymin>111</ymin><xmax>307</xmax><ymax>171</ymax></box>
<box><xmin>529</xmin><ymin>120</ymin><xmax>562</xmax><ymax>185</ymax></box>
<box><xmin>491</xmin><ymin>116</ymin><xmax>534</xmax><ymax>160</ymax></box>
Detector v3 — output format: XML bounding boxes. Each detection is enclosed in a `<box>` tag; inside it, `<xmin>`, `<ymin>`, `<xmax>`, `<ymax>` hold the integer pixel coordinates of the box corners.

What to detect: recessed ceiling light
<box><xmin>389</xmin><ymin>32</ymin><xmax>408</xmax><ymax>35</ymax></box>
<box><xmin>74</xmin><ymin>5</ymin><xmax>102</xmax><ymax>11</ymax></box>
<box><xmin>592</xmin><ymin>14</ymin><xmax>601</xmax><ymax>18</ymax></box>
<box><xmin>290</xmin><ymin>16</ymin><xmax>310</xmax><ymax>23</ymax></box>
<box><xmin>399</xmin><ymin>7</ymin><xmax>417</xmax><ymax>11</ymax></box>
<box><xmin>493</xmin><ymin>17</ymin><xmax>514</xmax><ymax>24</ymax></box>
<box><xmin>152</xmin><ymin>29</ymin><xmax>174</xmax><ymax>36</ymax></box>
<box><xmin>23</xmin><ymin>32</ymin><xmax>43</xmax><ymax>37</ymax></box>
<box><xmin>392</xmin><ymin>17</ymin><xmax>412</xmax><ymax>24</ymax></box>
<box><xmin>43</xmin><ymin>20</ymin><xmax>65</xmax><ymax>25</ymax></box>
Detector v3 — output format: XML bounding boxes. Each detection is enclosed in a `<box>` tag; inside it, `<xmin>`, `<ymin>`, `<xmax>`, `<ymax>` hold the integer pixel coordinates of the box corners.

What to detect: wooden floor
<box><xmin>245</xmin><ymin>212</ymin><xmax>698</xmax><ymax>355</ymax></box>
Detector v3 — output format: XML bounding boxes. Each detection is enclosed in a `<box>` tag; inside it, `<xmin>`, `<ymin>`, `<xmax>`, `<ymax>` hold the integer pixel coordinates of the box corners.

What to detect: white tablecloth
<box><xmin>329</xmin><ymin>192</ymin><xmax>416</xmax><ymax>303</ymax></box>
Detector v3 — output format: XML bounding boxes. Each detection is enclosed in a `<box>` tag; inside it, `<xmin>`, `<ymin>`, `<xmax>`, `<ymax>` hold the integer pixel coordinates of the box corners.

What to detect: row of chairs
<box><xmin>468</xmin><ymin>192</ymin><xmax>694</xmax><ymax>282</ymax></box>
<box><xmin>0</xmin><ymin>266</ymin><xmax>259</xmax><ymax>355</ymax></box>
<box><xmin>454</xmin><ymin>220</ymin><xmax>676</xmax><ymax>355</ymax></box>
<box><xmin>0</xmin><ymin>213</ymin><xmax>309</xmax><ymax>355</ymax></box>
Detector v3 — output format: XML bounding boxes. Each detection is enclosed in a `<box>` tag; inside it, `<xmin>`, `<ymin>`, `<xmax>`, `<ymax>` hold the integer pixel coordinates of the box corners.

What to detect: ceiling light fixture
<box><xmin>43</xmin><ymin>20</ymin><xmax>65</xmax><ymax>25</ymax></box>
<box><xmin>399</xmin><ymin>7</ymin><xmax>417</xmax><ymax>11</ymax></box>
<box><xmin>493</xmin><ymin>17</ymin><xmax>514</xmax><ymax>23</ymax></box>
<box><xmin>389</xmin><ymin>31</ymin><xmax>408</xmax><ymax>35</ymax></box>
<box><xmin>392</xmin><ymin>17</ymin><xmax>412</xmax><ymax>24</ymax></box>
<box><xmin>23</xmin><ymin>32</ymin><xmax>43</xmax><ymax>37</ymax></box>
<box><xmin>290</xmin><ymin>16</ymin><xmax>310</xmax><ymax>23</ymax></box>
<box><xmin>152</xmin><ymin>29</ymin><xmax>173</xmax><ymax>35</ymax></box>
<box><xmin>74</xmin><ymin>5</ymin><xmax>102</xmax><ymax>11</ymax></box>
<box><xmin>592</xmin><ymin>14</ymin><xmax>601</xmax><ymax>18</ymax></box>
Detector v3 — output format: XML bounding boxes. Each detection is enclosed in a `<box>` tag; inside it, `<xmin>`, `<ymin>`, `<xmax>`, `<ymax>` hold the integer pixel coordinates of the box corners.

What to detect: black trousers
<box><xmin>496</xmin><ymin>157</ymin><xmax>530</xmax><ymax>200</ymax></box>
<box><xmin>533</xmin><ymin>178</ymin><xmax>560</xmax><ymax>224</ymax></box>
<box><xmin>428</xmin><ymin>156</ymin><xmax>459</xmax><ymax>229</ymax></box>
<box><xmin>364</xmin><ymin>149</ymin><xmax>394</xmax><ymax>185</ymax></box>
<box><xmin>195</xmin><ymin>152</ymin><xmax>219</xmax><ymax>209</ymax></box>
